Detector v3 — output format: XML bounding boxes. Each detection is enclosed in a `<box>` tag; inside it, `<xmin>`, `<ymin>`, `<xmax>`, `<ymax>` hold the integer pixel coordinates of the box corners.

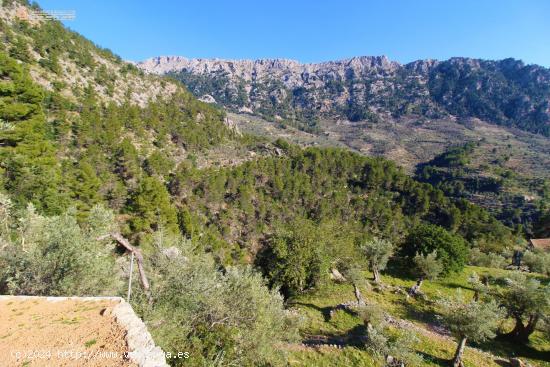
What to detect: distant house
<box><xmin>528</xmin><ymin>238</ymin><xmax>550</xmax><ymax>252</ymax></box>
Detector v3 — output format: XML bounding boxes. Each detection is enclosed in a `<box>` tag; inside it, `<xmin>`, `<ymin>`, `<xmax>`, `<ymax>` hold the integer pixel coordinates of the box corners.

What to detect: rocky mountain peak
<box><xmin>137</xmin><ymin>55</ymin><xmax>401</xmax><ymax>78</ymax></box>
<box><xmin>136</xmin><ymin>55</ymin><xmax>550</xmax><ymax>137</ymax></box>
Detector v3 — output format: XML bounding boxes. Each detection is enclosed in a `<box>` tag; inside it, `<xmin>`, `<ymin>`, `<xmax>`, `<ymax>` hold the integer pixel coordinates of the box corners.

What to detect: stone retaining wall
<box><xmin>0</xmin><ymin>295</ymin><xmax>168</xmax><ymax>367</ymax></box>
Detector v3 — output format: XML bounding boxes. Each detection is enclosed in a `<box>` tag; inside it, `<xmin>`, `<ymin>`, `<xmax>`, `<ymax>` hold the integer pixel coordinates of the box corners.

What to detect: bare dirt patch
<box><xmin>0</xmin><ymin>297</ymin><xmax>135</xmax><ymax>367</ymax></box>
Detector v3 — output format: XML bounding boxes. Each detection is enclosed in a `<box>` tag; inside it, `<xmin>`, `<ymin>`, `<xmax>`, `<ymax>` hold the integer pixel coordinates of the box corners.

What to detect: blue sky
<box><xmin>38</xmin><ymin>0</ymin><xmax>550</xmax><ymax>66</ymax></box>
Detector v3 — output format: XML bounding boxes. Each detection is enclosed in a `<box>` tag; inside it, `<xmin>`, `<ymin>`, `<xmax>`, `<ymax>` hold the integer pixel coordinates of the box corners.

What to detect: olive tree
<box><xmin>467</xmin><ymin>272</ymin><xmax>489</xmax><ymax>301</ymax></box>
<box><xmin>143</xmin><ymin>235</ymin><xmax>300</xmax><ymax>367</ymax></box>
<box><xmin>0</xmin><ymin>204</ymin><xmax>120</xmax><ymax>296</ymax></box>
<box><xmin>500</xmin><ymin>273</ymin><xmax>550</xmax><ymax>343</ymax></box>
<box><xmin>409</xmin><ymin>251</ymin><xmax>443</xmax><ymax>296</ymax></box>
<box><xmin>439</xmin><ymin>295</ymin><xmax>504</xmax><ymax>367</ymax></box>
<box><xmin>358</xmin><ymin>304</ymin><xmax>422</xmax><ymax>366</ymax></box>
<box><xmin>522</xmin><ymin>250</ymin><xmax>550</xmax><ymax>276</ymax></box>
<box><xmin>542</xmin><ymin>315</ymin><xmax>550</xmax><ymax>340</ymax></box>
<box><xmin>337</xmin><ymin>262</ymin><xmax>367</xmax><ymax>306</ymax></box>
<box><xmin>362</xmin><ymin>237</ymin><xmax>393</xmax><ymax>284</ymax></box>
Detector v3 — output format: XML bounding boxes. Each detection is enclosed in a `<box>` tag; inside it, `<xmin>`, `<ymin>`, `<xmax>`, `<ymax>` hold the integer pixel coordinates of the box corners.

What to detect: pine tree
<box><xmin>129</xmin><ymin>176</ymin><xmax>179</xmax><ymax>235</ymax></box>
<box><xmin>0</xmin><ymin>52</ymin><xmax>68</xmax><ymax>214</ymax></box>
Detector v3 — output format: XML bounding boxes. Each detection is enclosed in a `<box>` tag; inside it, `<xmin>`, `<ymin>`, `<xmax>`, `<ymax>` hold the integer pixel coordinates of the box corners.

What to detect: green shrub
<box><xmin>402</xmin><ymin>223</ymin><xmax>469</xmax><ymax>275</ymax></box>
<box><xmin>522</xmin><ymin>250</ymin><xmax>550</xmax><ymax>276</ymax></box>
<box><xmin>260</xmin><ymin>218</ymin><xmax>332</xmax><ymax>297</ymax></box>
<box><xmin>143</xmin><ymin>236</ymin><xmax>299</xmax><ymax>367</ymax></box>
<box><xmin>469</xmin><ymin>248</ymin><xmax>507</xmax><ymax>269</ymax></box>
<box><xmin>0</xmin><ymin>204</ymin><xmax>120</xmax><ymax>296</ymax></box>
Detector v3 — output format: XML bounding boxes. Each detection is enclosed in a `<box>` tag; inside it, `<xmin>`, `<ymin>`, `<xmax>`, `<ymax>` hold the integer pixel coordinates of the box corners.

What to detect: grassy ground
<box><xmin>287</xmin><ymin>266</ymin><xmax>550</xmax><ymax>367</ymax></box>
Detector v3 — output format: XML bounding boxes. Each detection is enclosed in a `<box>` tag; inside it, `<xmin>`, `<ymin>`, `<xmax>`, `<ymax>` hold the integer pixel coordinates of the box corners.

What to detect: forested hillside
<box><xmin>0</xmin><ymin>1</ymin><xmax>548</xmax><ymax>367</ymax></box>
<box><xmin>416</xmin><ymin>141</ymin><xmax>550</xmax><ymax>235</ymax></box>
<box><xmin>139</xmin><ymin>55</ymin><xmax>550</xmax><ymax>235</ymax></box>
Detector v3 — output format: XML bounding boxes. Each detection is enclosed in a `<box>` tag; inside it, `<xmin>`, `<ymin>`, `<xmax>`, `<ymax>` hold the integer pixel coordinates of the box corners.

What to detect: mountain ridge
<box><xmin>138</xmin><ymin>54</ymin><xmax>546</xmax><ymax>75</ymax></box>
<box><xmin>137</xmin><ymin>54</ymin><xmax>550</xmax><ymax>137</ymax></box>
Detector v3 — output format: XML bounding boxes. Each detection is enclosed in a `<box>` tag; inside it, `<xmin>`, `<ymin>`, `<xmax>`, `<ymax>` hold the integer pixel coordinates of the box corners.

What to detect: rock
<box><xmin>135</xmin><ymin>55</ymin><xmax>550</xmax><ymax>136</ymax></box>
<box><xmin>135</xmin><ymin>55</ymin><xmax>408</xmax><ymax>122</ymax></box>
<box><xmin>505</xmin><ymin>264</ymin><xmax>530</xmax><ymax>272</ymax></box>
<box><xmin>161</xmin><ymin>246</ymin><xmax>180</xmax><ymax>259</ymax></box>
<box><xmin>386</xmin><ymin>355</ymin><xmax>405</xmax><ymax>367</ymax></box>
<box><xmin>223</xmin><ymin>117</ymin><xmax>241</xmax><ymax>136</ymax></box>
<box><xmin>238</xmin><ymin>106</ymin><xmax>253</xmax><ymax>114</ymax></box>
<box><xmin>198</xmin><ymin>94</ymin><xmax>216</xmax><ymax>104</ymax></box>
<box><xmin>329</xmin><ymin>268</ymin><xmax>347</xmax><ymax>282</ymax></box>
<box><xmin>509</xmin><ymin>358</ymin><xmax>527</xmax><ymax>367</ymax></box>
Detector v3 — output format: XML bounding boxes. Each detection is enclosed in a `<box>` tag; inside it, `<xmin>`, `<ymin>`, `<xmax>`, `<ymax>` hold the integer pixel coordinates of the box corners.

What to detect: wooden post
<box><xmin>127</xmin><ymin>251</ymin><xmax>134</xmax><ymax>302</ymax></box>
<box><xmin>97</xmin><ymin>232</ymin><xmax>153</xmax><ymax>304</ymax></box>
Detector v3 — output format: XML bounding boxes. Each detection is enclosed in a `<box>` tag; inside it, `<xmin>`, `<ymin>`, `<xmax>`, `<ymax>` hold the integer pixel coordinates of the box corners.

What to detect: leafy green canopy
<box><xmin>402</xmin><ymin>223</ymin><xmax>469</xmax><ymax>274</ymax></box>
<box><xmin>258</xmin><ymin>218</ymin><xmax>353</xmax><ymax>297</ymax></box>
<box><xmin>0</xmin><ymin>47</ymin><xmax>232</xmax><ymax>227</ymax></box>
<box><xmin>180</xmin><ymin>147</ymin><xmax>514</xmax><ymax>252</ymax></box>
<box><xmin>0</xmin><ymin>200</ymin><xmax>120</xmax><ymax>296</ymax></box>
<box><xmin>439</xmin><ymin>296</ymin><xmax>504</xmax><ymax>342</ymax></box>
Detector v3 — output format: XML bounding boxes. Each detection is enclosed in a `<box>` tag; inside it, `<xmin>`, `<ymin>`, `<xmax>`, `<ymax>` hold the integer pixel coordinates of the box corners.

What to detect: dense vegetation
<box><xmin>0</xmin><ymin>43</ymin><xmax>517</xmax><ymax>254</ymax></box>
<box><xmin>416</xmin><ymin>141</ymin><xmax>550</xmax><ymax>236</ymax></box>
<box><xmin>0</xmin><ymin>195</ymin><xmax>299</xmax><ymax>366</ymax></box>
<box><xmin>0</xmin><ymin>48</ymin><xmax>229</xmax><ymax>215</ymax></box>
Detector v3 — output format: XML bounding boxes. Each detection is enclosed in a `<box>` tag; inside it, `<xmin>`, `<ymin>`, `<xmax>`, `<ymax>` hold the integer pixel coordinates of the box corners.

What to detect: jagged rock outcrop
<box><xmin>137</xmin><ymin>56</ymin><xmax>550</xmax><ymax>136</ymax></box>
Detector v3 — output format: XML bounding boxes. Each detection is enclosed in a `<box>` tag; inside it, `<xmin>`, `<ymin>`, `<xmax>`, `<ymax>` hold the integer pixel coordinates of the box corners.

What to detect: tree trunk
<box><xmin>408</xmin><ymin>277</ymin><xmax>423</xmax><ymax>296</ymax></box>
<box><xmin>525</xmin><ymin>314</ymin><xmax>539</xmax><ymax>337</ymax></box>
<box><xmin>353</xmin><ymin>283</ymin><xmax>366</xmax><ymax>306</ymax></box>
<box><xmin>452</xmin><ymin>337</ymin><xmax>467</xmax><ymax>367</ymax></box>
<box><xmin>506</xmin><ymin>314</ymin><xmax>539</xmax><ymax>342</ymax></box>
<box><xmin>372</xmin><ymin>264</ymin><xmax>381</xmax><ymax>284</ymax></box>
<box><xmin>365</xmin><ymin>320</ymin><xmax>375</xmax><ymax>335</ymax></box>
